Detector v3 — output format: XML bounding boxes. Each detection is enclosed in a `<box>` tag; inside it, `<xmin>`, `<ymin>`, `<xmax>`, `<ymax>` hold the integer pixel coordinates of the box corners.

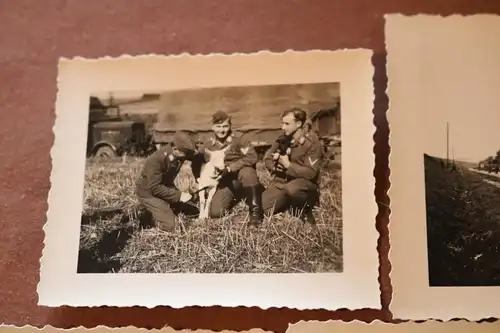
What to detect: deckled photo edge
<box><xmin>3</xmin><ymin>321</ymin><xmax>500</xmax><ymax>333</ymax></box>
<box><xmin>53</xmin><ymin>48</ymin><xmax>372</xmax><ymax>66</ymax></box>
<box><xmin>0</xmin><ymin>325</ymin><xmax>271</xmax><ymax>333</ymax></box>
<box><xmin>38</xmin><ymin>49</ymin><xmax>380</xmax><ymax>310</ymax></box>
<box><xmin>384</xmin><ymin>12</ymin><xmax>404</xmax><ymax>319</ymax></box>
<box><xmin>385</xmin><ymin>13</ymin><xmax>500</xmax><ymax>321</ymax></box>
<box><xmin>38</xmin><ymin>57</ymin><xmax>70</xmax><ymax>303</ymax></box>
<box><xmin>286</xmin><ymin>319</ymin><xmax>500</xmax><ymax>333</ymax></box>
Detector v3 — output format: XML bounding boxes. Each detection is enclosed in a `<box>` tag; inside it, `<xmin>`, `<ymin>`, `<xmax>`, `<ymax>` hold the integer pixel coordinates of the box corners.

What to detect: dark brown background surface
<box><xmin>1</xmin><ymin>1</ymin><xmax>499</xmax><ymax>332</ymax></box>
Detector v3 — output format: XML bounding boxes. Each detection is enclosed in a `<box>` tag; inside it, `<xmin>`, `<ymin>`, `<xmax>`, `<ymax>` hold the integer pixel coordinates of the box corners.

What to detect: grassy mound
<box><xmin>424</xmin><ymin>154</ymin><xmax>500</xmax><ymax>286</ymax></box>
<box><xmin>78</xmin><ymin>156</ymin><xmax>343</xmax><ymax>274</ymax></box>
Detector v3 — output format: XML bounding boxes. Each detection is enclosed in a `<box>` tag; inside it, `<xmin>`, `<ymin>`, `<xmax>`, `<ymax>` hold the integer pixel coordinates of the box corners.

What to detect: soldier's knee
<box><xmin>210</xmin><ymin>204</ymin><xmax>232</xmax><ymax>218</ymax></box>
<box><xmin>209</xmin><ymin>205</ymin><xmax>224</xmax><ymax>218</ymax></box>
<box><xmin>283</xmin><ymin>183</ymin><xmax>302</xmax><ymax>198</ymax></box>
<box><xmin>209</xmin><ymin>199</ymin><xmax>231</xmax><ymax>218</ymax></box>
<box><xmin>237</xmin><ymin>166</ymin><xmax>259</xmax><ymax>185</ymax></box>
<box><xmin>153</xmin><ymin>212</ymin><xmax>176</xmax><ymax>232</ymax></box>
<box><xmin>238</xmin><ymin>166</ymin><xmax>257</xmax><ymax>178</ymax></box>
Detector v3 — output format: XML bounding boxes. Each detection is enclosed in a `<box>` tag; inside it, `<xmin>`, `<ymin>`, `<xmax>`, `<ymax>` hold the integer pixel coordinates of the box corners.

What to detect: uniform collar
<box><xmin>210</xmin><ymin>131</ymin><xmax>233</xmax><ymax>146</ymax></box>
<box><xmin>290</xmin><ymin>128</ymin><xmax>306</xmax><ymax>146</ymax></box>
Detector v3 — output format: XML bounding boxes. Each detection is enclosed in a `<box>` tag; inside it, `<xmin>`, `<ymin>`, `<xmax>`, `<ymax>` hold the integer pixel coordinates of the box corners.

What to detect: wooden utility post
<box><xmin>446</xmin><ymin>122</ymin><xmax>450</xmax><ymax>167</ymax></box>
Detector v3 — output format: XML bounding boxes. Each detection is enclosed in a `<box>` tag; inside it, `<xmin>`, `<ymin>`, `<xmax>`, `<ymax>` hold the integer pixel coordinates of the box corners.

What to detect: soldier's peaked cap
<box><xmin>172</xmin><ymin>131</ymin><xmax>196</xmax><ymax>155</ymax></box>
<box><xmin>212</xmin><ymin>110</ymin><xmax>231</xmax><ymax>124</ymax></box>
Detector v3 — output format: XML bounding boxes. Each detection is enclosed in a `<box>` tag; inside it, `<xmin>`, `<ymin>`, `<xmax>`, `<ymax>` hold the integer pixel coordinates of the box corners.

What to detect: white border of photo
<box><xmin>38</xmin><ymin>50</ymin><xmax>380</xmax><ymax>309</ymax></box>
<box><xmin>386</xmin><ymin>14</ymin><xmax>500</xmax><ymax>320</ymax></box>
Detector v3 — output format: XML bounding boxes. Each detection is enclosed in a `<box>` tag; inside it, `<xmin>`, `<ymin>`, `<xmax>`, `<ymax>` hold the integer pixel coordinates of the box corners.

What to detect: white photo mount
<box><xmin>38</xmin><ymin>50</ymin><xmax>380</xmax><ymax>310</ymax></box>
<box><xmin>386</xmin><ymin>14</ymin><xmax>500</xmax><ymax>320</ymax></box>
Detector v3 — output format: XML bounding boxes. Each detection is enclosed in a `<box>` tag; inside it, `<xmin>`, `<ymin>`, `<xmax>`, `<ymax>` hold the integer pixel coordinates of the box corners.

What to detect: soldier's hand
<box><xmin>222</xmin><ymin>165</ymin><xmax>231</xmax><ymax>175</ymax></box>
<box><xmin>278</xmin><ymin>154</ymin><xmax>291</xmax><ymax>169</ymax></box>
<box><xmin>216</xmin><ymin>166</ymin><xmax>231</xmax><ymax>180</ymax></box>
<box><xmin>179</xmin><ymin>191</ymin><xmax>193</xmax><ymax>203</ymax></box>
<box><xmin>272</xmin><ymin>152</ymin><xmax>280</xmax><ymax>161</ymax></box>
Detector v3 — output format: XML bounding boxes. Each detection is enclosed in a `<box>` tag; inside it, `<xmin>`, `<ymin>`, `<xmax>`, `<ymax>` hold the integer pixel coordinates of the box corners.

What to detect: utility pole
<box><xmin>446</xmin><ymin>122</ymin><xmax>450</xmax><ymax>167</ymax></box>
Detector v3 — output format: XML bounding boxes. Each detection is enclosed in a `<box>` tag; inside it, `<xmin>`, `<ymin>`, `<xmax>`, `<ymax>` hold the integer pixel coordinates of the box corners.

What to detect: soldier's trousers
<box><xmin>208</xmin><ymin>166</ymin><xmax>261</xmax><ymax>218</ymax></box>
<box><xmin>261</xmin><ymin>178</ymin><xmax>319</xmax><ymax>215</ymax></box>
<box><xmin>137</xmin><ymin>195</ymin><xmax>199</xmax><ymax>232</ymax></box>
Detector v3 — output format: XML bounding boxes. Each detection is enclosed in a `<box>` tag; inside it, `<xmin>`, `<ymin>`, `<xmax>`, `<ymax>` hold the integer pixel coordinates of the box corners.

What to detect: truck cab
<box><xmin>86</xmin><ymin>97</ymin><xmax>155</xmax><ymax>158</ymax></box>
<box><xmin>478</xmin><ymin>156</ymin><xmax>500</xmax><ymax>174</ymax></box>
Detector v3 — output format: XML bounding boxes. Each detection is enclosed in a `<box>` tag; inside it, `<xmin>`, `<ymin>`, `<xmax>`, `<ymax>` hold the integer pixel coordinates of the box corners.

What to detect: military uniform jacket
<box><xmin>191</xmin><ymin>131</ymin><xmax>258</xmax><ymax>179</ymax></box>
<box><xmin>264</xmin><ymin>129</ymin><xmax>323</xmax><ymax>184</ymax></box>
<box><xmin>136</xmin><ymin>146</ymin><xmax>185</xmax><ymax>203</ymax></box>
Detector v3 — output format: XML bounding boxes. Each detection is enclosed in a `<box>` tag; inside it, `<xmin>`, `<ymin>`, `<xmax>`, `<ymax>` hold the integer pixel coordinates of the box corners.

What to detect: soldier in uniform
<box><xmin>135</xmin><ymin>131</ymin><xmax>199</xmax><ymax>232</ymax></box>
<box><xmin>191</xmin><ymin>111</ymin><xmax>264</xmax><ymax>226</ymax></box>
<box><xmin>261</xmin><ymin>107</ymin><xmax>323</xmax><ymax>224</ymax></box>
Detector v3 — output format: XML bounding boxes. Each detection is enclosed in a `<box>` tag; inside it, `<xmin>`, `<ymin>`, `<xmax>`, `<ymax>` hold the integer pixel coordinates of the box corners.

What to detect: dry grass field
<box><xmin>424</xmin><ymin>154</ymin><xmax>500</xmax><ymax>286</ymax></box>
<box><xmin>78</xmin><ymin>155</ymin><xmax>343</xmax><ymax>274</ymax></box>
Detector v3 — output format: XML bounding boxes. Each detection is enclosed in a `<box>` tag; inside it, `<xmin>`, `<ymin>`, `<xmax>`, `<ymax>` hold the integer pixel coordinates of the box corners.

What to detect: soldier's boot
<box><xmin>299</xmin><ymin>194</ymin><xmax>318</xmax><ymax>225</ymax></box>
<box><xmin>243</xmin><ymin>185</ymin><xmax>264</xmax><ymax>226</ymax></box>
<box><xmin>301</xmin><ymin>205</ymin><xmax>316</xmax><ymax>225</ymax></box>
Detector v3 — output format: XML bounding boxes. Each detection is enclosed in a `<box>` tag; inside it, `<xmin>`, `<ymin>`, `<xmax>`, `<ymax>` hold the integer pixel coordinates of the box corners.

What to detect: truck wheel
<box><xmin>94</xmin><ymin>145</ymin><xmax>117</xmax><ymax>158</ymax></box>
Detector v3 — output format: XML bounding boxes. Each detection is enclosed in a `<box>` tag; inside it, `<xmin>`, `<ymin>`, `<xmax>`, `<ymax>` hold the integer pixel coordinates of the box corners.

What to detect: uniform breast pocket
<box><xmin>290</xmin><ymin>148</ymin><xmax>305</xmax><ymax>164</ymax></box>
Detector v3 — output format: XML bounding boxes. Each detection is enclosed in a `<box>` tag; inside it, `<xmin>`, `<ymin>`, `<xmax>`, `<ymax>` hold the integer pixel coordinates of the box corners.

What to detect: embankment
<box><xmin>424</xmin><ymin>154</ymin><xmax>500</xmax><ymax>286</ymax></box>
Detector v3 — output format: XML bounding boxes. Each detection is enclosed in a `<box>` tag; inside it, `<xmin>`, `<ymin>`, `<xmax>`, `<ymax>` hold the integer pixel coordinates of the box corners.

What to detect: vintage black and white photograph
<box><xmin>78</xmin><ymin>83</ymin><xmax>343</xmax><ymax>274</ymax></box>
<box><xmin>38</xmin><ymin>51</ymin><xmax>379</xmax><ymax>309</ymax></box>
<box><xmin>387</xmin><ymin>14</ymin><xmax>500</xmax><ymax>320</ymax></box>
<box><xmin>425</xmin><ymin>122</ymin><xmax>500</xmax><ymax>287</ymax></box>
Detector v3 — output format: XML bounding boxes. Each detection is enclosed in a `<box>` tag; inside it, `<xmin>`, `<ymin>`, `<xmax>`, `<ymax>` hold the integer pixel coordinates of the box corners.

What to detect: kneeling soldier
<box><xmin>135</xmin><ymin>131</ymin><xmax>199</xmax><ymax>232</ymax></box>
<box><xmin>261</xmin><ymin>108</ymin><xmax>323</xmax><ymax>224</ymax></box>
<box><xmin>191</xmin><ymin>111</ymin><xmax>264</xmax><ymax>225</ymax></box>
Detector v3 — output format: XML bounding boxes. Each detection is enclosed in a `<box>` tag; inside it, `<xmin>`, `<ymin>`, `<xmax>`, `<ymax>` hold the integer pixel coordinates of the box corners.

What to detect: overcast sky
<box><xmin>417</xmin><ymin>17</ymin><xmax>500</xmax><ymax>163</ymax></box>
<box><xmin>91</xmin><ymin>91</ymin><xmax>163</xmax><ymax>104</ymax></box>
<box><xmin>92</xmin><ymin>91</ymin><xmax>143</xmax><ymax>101</ymax></box>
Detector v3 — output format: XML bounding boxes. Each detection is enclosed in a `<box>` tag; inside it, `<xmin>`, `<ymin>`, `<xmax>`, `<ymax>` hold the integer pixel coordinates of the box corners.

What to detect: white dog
<box><xmin>197</xmin><ymin>145</ymin><xmax>231</xmax><ymax>219</ymax></box>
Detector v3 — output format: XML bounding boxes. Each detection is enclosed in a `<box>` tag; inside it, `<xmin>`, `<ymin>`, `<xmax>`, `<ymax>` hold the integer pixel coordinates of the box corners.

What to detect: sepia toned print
<box><xmin>387</xmin><ymin>13</ymin><xmax>500</xmax><ymax>320</ymax></box>
<box><xmin>3</xmin><ymin>321</ymin><xmax>500</xmax><ymax>333</ymax></box>
<box><xmin>425</xmin><ymin>123</ymin><xmax>500</xmax><ymax>287</ymax></box>
<box><xmin>287</xmin><ymin>320</ymin><xmax>500</xmax><ymax>333</ymax></box>
<box><xmin>38</xmin><ymin>50</ymin><xmax>379</xmax><ymax>309</ymax></box>
<box><xmin>79</xmin><ymin>83</ymin><xmax>343</xmax><ymax>274</ymax></box>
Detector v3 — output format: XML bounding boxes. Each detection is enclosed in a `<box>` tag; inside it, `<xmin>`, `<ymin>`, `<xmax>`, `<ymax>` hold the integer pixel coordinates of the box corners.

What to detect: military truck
<box><xmin>478</xmin><ymin>155</ymin><xmax>500</xmax><ymax>174</ymax></box>
<box><xmin>86</xmin><ymin>97</ymin><xmax>156</xmax><ymax>158</ymax></box>
<box><xmin>151</xmin><ymin>83</ymin><xmax>342</xmax><ymax>163</ymax></box>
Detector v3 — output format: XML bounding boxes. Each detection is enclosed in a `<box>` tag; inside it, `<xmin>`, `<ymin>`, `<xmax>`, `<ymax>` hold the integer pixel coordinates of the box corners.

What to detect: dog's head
<box><xmin>204</xmin><ymin>146</ymin><xmax>231</xmax><ymax>178</ymax></box>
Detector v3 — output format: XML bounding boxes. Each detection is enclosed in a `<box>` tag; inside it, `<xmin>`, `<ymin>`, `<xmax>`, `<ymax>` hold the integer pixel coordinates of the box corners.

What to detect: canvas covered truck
<box><xmin>151</xmin><ymin>83</ymin><xmax>342</xmax><ymax>163</ymax></box>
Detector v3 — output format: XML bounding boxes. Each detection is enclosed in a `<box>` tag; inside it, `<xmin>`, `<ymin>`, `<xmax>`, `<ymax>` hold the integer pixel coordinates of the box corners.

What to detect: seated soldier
<box><xmin>191</xmin><ymin>111</ymin><xmax>264</xmax><ymax>226</ymax></box>
<box><xmin>261</xmin><ymin>107</ymin><xmax>323</xmax><ymax>224</ymax></box>
<box><xmin>135</xmin><ymin>131</ymin><xmax>199</xmax><ymax>232</ymax></box>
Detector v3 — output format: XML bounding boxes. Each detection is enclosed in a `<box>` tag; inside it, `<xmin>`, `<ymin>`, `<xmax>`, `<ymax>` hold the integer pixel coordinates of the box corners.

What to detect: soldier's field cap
<box><xmin>212</xmin><ymin>110</ymin><xmax>231</xmax><ymax>124</ymax></box>
<box><xmin>172</xmin><ymin>131</ymin><xmax>196</xmax><ymax>157</ymax></box>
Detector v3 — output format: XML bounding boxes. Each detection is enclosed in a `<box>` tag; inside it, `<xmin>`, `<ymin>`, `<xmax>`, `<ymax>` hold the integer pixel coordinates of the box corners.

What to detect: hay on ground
<box><xmin>79</xmin><ymin>156</ymin><xmax>343</xmax><ymax>274</ymax></box>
